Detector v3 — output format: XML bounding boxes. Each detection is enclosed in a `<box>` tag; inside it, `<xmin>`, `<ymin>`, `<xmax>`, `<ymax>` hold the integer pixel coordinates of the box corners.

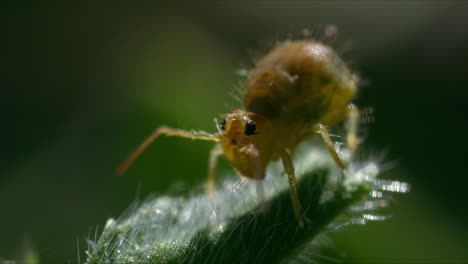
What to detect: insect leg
<box><xmin>117</xmin><ymin>126</ymin><xmax>220</xmax><ymax>175</ymax></box>
<box><xmin>243</xmin><ymin>145</ymin><xmax>266</xmax><ymax>210</ymax></box>
<box><xmin>206</xmin><ymin>143</ymin><xmax>223</xmax><ymax>195</ymax></box>
<box><xmin>317</xmin><ymin>124</ymin><xmax>345</xmax><ymax>170</ymax></box>
<box><xmin>256</xmin><ymin>178</ymin><xmax>267</xmax><ymax>212</ymax></box>
<box><xmin>280</xmin><ymin>149</ymin><xmax>303</xmax><ymax>224</ymax></box>
<box><xmin>346</xmin><ymin>104</ymin><xmax>359</xmax><ymax>151</ymax></box>
<box><xmin>230</xmin><ymin>173</ymin><xmax>248</xmax><ymax>193</ymax></box>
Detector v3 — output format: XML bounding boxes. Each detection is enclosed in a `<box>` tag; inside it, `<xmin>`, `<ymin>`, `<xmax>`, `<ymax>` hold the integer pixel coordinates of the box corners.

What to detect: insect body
<box><xmin>118</xmin><ymin>40</ymin><xmax>360</xmax><ymax>224</ymax></box>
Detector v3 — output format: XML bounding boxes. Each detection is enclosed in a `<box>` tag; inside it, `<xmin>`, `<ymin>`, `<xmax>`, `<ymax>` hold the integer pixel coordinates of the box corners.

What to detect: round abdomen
<box><xmin>244</xmin><ymin>41</ymin><xmax>358</xmax><ymax>127</ymax></box>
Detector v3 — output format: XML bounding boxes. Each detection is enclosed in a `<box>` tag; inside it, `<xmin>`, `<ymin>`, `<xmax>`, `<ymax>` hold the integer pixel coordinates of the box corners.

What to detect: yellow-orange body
<box><xmin>221</xmin><ymin>41</ymin><xmax>358</xmax><ymax>179</ymax></box>
<box><xmin>118</xmin><ymin>39</ymin><xmax>359</xmax><ymax>223</ymax></box>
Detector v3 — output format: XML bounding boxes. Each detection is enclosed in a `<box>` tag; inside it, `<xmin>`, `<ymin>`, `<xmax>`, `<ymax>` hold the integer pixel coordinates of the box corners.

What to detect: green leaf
<box><xmin>85</xmin><ymin>146</ymin><xmax>409</xmax><ymax>264</ymax></box>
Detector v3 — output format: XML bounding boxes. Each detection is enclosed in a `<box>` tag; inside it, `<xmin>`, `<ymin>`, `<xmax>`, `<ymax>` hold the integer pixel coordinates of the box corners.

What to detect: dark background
<box><xmin>3</xmin><ymin>2</ymin><xmax>468</xmax><ymax>263</ymax></box>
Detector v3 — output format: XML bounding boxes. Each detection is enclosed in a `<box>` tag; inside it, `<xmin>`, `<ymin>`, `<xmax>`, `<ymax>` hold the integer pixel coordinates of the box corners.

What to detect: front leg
<box><xmin>206</xmin><ymin>143</ymin><xmax>223</xmax><ymax>194</ymax></box>
<box><xmin>317</xmin><ymin>124</ymin><xmax>345</xmax><ymax>171</ymax></box>
<box><xmin>280</xmin><ymin>149</ymin><xmax>303</xmax><ymax>224</ymax></box>
<box><xmin>242</xmin><ymin>145</ymin><xmax>266</xmax><ymax>210</ymax></box>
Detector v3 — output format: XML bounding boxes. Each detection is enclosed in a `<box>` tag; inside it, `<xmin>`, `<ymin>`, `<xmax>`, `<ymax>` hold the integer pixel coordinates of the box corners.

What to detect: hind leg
<box><xmin>317</xmin><ymin>124</ymin><xmax>345</xmax><ymax>171</ymax></box>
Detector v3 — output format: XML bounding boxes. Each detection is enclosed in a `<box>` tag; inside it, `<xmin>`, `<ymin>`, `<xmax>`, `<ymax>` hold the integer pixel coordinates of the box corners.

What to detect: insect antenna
<box><xmin>117</xmin><ymin>126</ymin><xmax>219</xmax><ymax>175</ymax></box>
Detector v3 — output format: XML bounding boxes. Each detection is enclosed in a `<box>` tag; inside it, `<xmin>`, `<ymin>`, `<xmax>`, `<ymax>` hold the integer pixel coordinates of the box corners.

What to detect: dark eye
<box><xmin>244</xmin><ymin>121</ymin><xmax>256</xmax><ymax>135</ymax></box>
<box><xmin>220</xmin><ymin>118</ymin><xmax>226</xmax><ymax>130</ymax></box>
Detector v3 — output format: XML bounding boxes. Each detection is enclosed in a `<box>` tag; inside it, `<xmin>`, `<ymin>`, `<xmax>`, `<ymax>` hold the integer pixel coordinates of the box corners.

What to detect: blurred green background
<box><xmin>3</xmin><ymin>2</ymin><xmax>468</xmax><ymax>263</ymax></box>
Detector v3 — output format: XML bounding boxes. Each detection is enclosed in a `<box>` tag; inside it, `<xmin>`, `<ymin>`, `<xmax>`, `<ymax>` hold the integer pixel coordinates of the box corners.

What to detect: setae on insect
<box><xmin>117</xmin><ymin>36</ymin><xmax>360</xmax><ymax>224</ymax></box>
